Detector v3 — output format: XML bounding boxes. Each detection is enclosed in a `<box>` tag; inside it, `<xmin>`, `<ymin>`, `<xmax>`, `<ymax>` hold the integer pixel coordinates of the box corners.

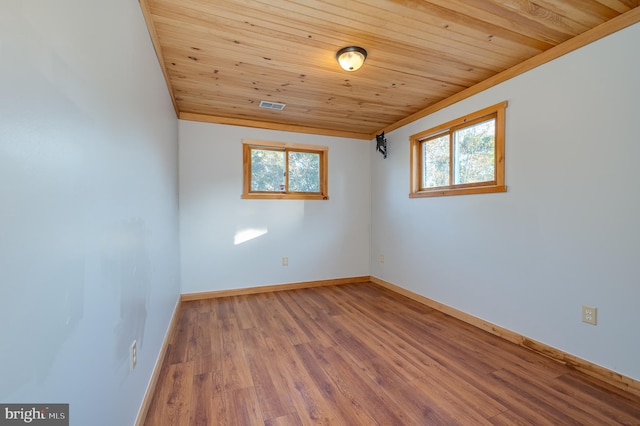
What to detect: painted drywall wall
<box><xmin>179</xmin><ymin>121</ymin><xmax>370</xmax><ymax>294</ymax></box>
<box><xmin>0</xmin><ymin>1</ymin><xmax>180</xmax><ymax>425</ymax></box>
<box><xmin>371</xmin><ymin>22</ymin><xmax>640</xmax><ymax>381</ymax></box>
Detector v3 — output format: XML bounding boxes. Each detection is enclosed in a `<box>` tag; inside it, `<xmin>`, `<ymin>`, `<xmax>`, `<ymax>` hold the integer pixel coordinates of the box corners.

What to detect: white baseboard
<box><xmin>135</xmin><ymin>296</ymin><xmax>181</xmax><ymax>426</ymax></box>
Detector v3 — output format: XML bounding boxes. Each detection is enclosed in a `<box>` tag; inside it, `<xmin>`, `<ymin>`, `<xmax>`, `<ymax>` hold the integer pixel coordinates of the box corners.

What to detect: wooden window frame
<box><xmin>410</xmin><ymin>101</ymin><xmax>507</xmax><ymax>198</ymax></box>
<box><xmin>242</xmin><ymin>139</ymin><xmax>329</xmax><ymax>200</ymax></box>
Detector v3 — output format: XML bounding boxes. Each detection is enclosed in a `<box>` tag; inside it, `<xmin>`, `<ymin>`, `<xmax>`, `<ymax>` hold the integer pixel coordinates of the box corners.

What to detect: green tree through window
<box><xmin>454</xmin><ymin>119</ymin><xmax>495</xmax><ymax>185</ymax></box>
<box><xmin>410</xmin><ymin>101</ymin><xmax>506</xmax><ymax>198</ymax></box>
<box><xmin>251</xmin><ymin>149</ymin><xmax>285</xmax><ymax>192</ymax></box>
<box><xmin>242</xmin><ymin>140</ymin><xmax>328</xmax><ymax>200</ymax></box>
<box><xmin>288</xmin><ymin>151</ymin><xmax>320</xmax><ymax>193</ymax></box>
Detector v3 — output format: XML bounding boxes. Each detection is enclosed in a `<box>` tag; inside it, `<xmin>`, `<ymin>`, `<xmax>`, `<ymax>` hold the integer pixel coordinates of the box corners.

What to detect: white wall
<box><xmin>371</xmin><ymin>22</ymin><xmax>640</xmax><ymax>381</ymax></box>
<box><xmin>0</xmin><ymin>1</ymin><xmax>180</xmax><ymax>425</ymax></box>
<box><xmin>179</xmin><ymin>121</ymin><xmax>370</xmax><ymax>294</ymax></box>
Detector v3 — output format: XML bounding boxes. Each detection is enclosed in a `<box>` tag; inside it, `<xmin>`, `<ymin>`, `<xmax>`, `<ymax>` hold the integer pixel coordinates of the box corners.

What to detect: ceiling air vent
<box><xmin>259</xmin><ymin>101</ymin><xmax>286</xmax><ymax>111</ymax></box>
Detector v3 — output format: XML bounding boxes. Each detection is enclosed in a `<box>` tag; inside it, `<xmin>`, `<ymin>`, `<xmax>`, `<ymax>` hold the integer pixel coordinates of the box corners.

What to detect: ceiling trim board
<box><xmin>179</xmin><ymin>112</ymin><xmax>372</xmax><ymax>140</ymax></box>
<box><xmin>139</xmin><ymin>0</ymin><xmax>179</xmax><ymax>116</ymax></box>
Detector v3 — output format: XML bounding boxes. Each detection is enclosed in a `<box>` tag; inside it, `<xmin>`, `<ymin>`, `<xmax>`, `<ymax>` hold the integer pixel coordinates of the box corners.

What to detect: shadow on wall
<box><xmin>0</xmin><ymin>235</ymin><xmax>85</xmax><ymax>400</ymax></box>
<box><xmin>101</xmin><ymin>218</ymin><xmax>150</xmax><ymax>374</ymax></box>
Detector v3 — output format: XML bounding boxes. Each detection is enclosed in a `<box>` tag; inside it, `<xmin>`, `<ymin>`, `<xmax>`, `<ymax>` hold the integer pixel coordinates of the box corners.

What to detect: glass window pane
<box><xmin>422</xmin><ymin>134</ymin><xmax>450</xmax><ymax>188</ymax></box>
<box><xmin>288</xmin><ymin>151</ymin><xmax>320</xmax><ymax>192</ymax></box>
<box><xmin>251</xmin><ymin>149</ymin><xmax>285</xmax><ymax>191</ymax></box>
<box><xmin>453</xmin><ymin>118</ymin><xmax>495</xmax><ymax>185</ymax></box>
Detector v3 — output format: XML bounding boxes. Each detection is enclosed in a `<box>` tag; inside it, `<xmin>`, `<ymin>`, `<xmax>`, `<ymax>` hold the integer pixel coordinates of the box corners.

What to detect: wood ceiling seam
<box><xmin>155</xmin><ymin>22</ymin><xmax>516</xmax><ymax>85</ymax></box>
<box><xmin>160</xmin><ymin>51</ymin><xmax>475</xmax><ymax>95</ymax></box>
<box><xmin>151</xmin><ymin>0</ymin><xmax>528</xmax><ymax>65</ymax></box>
<box><xmin>156</xmin><ymin>30</ymin><xmax>507</xmax><ymax>82</ymax></box>
<box><xmin>377</xmin><ymin>5</ymin><xmax>640</xmax><ymax>136</ymax></box>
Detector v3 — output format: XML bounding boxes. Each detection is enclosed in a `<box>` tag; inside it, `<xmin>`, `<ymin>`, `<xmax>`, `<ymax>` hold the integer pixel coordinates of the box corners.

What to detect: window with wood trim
<box><xmin>242</xmin><ymin>139</ymin><xmax>329</xmax><ymax>200</ymax></box>
<box><xmin>410</xmin><ymin>102</ymin><xmax>507</xmax><ymax>198</ymax></box>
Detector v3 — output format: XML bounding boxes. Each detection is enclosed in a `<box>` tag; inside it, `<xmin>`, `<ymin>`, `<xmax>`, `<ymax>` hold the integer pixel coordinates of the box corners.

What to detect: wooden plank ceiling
<box><xmin>140</xmin><ymin>0</ymin><xmax>639</xmax><ymax>139</ymax></box>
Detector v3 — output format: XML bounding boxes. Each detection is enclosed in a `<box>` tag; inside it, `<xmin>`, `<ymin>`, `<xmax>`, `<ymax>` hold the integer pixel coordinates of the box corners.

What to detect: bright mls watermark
<box><xmin>0</xmin><ymin>404</ymin><xmax>68</xmax><ymax>425</ymax></box>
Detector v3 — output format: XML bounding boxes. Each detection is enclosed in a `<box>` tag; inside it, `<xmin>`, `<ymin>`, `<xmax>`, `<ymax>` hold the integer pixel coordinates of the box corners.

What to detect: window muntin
<box><xmin>242</xmin><ymin>140</ymin><xmax>328</xmax><ymax>200</ymax></box>
<box><xmin>410</xmin><ymin>102</ymin><xmax>506</xmax><ymax>198</ymax></box>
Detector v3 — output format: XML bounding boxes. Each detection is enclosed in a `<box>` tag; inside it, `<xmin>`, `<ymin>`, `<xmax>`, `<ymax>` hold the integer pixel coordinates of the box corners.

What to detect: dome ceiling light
<box><xmin>336</xmin><ymin>46</ymin><xmax>367</xmax><ymax>72</ymax></box>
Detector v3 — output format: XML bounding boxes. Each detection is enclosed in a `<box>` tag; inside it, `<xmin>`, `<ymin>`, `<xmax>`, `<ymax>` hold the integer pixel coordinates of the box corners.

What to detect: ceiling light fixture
<box><xmin>336</xmin><ymin>46</ymin><xmax>367</xmax><ymax>72</ymax></box>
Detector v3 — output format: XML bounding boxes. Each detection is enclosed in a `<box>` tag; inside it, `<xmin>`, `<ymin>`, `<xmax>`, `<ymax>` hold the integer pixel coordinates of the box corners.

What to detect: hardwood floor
<box><xmin>144</xmin><ymin>283</ymin><xmax>640</xmax><ymax>425</ymax></box>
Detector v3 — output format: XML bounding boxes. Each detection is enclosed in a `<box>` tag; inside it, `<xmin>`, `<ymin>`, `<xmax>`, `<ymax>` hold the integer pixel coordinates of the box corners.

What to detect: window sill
<box><xmin>409</xmin><ymin>185</ymin><xmax>506</xmax><ymax>198</ymax></box>
<box><xmin>242</xmin><ymin>193</ymin><xmax>329</xmax><ymax>200</ymax></box>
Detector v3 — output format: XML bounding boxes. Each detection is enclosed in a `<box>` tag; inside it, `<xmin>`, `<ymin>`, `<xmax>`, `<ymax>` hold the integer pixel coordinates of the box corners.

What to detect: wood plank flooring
<box><xmin>144</xmin><ymin>283</ymin><xmax>640</xmax><ymax>425</ymax></box>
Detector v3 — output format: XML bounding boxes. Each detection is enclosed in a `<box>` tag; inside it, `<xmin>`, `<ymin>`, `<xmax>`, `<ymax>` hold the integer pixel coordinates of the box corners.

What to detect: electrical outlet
<box><xmin>130</xmin><ymin>340</ymin><xmax>137</xmax><ymax>370</ymax></box>
<box><xmin>582</xmin><ymin>305</ymin><xmax>597</xmax><ymax>325</ymax></box>
<box><xmin>379</xmin><ymin>254</ymin><xmax>384</xmax><ymax>263</ymax></box>
<box><xmin>282</xmin><ymin>256</ymin><xmax>288</xmax><ymax>266</ymax></box>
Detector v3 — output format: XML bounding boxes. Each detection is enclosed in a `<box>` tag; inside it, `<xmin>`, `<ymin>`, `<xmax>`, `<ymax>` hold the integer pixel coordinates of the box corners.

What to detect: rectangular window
<box><xmin>242</xmin><ymin>140</ymin><xmax>328</xmax><ymax>200</ymax></box>
<box><xmin>410</xmin><ymin>102</ymin><xmax>507</xmax><ymax>198</ymax></box>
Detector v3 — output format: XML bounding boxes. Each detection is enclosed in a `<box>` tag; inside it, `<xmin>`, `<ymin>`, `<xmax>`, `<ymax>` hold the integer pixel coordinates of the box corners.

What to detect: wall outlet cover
<box><xmin>582</xmin><ymin>305</ymin><xmax>597</xmax><ymax>325</ymax></box>
<box><xmin>130</xmin><ymin>340</ymin><xmax>137</xmax><ymax>370</ymax></box>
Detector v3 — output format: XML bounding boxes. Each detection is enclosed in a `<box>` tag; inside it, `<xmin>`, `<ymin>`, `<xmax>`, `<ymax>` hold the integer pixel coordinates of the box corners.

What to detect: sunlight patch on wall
<box><xmin>234</xmin><ymin>227</ymin><xmax>268</xmax><ymax>245</ymax></box>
